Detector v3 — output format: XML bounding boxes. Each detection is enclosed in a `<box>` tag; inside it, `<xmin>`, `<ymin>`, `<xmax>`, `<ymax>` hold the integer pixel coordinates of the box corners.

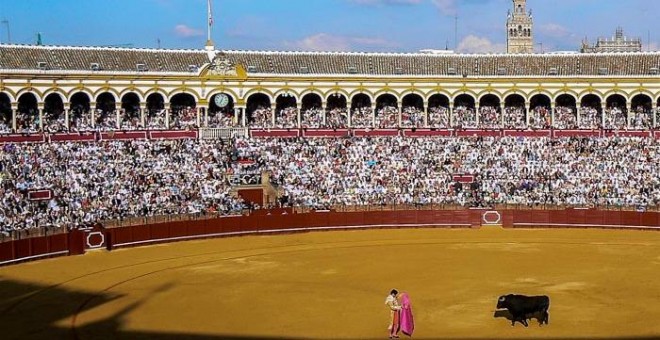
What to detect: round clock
<box><xmin>214</xmin><ymin>94</ymin><xmax>230</xmax><ymax>108</ymax></box>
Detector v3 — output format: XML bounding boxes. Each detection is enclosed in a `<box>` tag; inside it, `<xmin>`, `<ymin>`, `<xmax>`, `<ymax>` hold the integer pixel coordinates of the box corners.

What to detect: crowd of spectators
<box><xmin>452</xmin><ymin>106</ymin><xmax>477</xmax><ymax>128</ymax></box>
<box><xmin>428</xmin><ymin>107</ymin><xmax>450</xmax><ymax>128</ymax></box>
<box><xmin>579</xmin><ymin>106</ymin><xmax>602</xmax><ymax>129</ymax></box>
<box><xmin>170</xmin><ymin>106</ymin><xmax>198</xmax><ymax>130</ymax></box>
<box><xmin>0</xmin><ymin>140</ymin><xmax>247</xmax><ymax>236</ymax></box>
<box><xmin>248</xmin><ymin>107</ymin><xmax>272</xmax><ymax>128</ymax></box>
<box><xmin>377</xmin><ymin>106</ymin><xmax>398</xmax><ymax>128</ymax></box>
<box><xmin>235</xmin><ymin>136</ymin><xmax>660</xmax><ymax>209</ymax></box>
<box><xmin>630</xmin><ymin>107</ymin><xmax>653</xmax><ymax>130</ymax></box>
<box><xmin>2</xmin><ymin>134</ymin><xmax>660</xmax><ymax>236</ymax></box>
<box><xmin>301</xmin><ymin>108</ymin><xmax>324</xmax><ymax>128</ymax></box>
<box><xmin>208</xmin><ymin>110</ymin><xmax>236</xmax><ymax>128</ymax></box>
<box><xmin>504</xmin><ymin>106</ymin><xmax>526</xmax><ymax>129</ymax></box>
<box><xmin>275</xmin><ymin>107</ymin><xmax>298</xmax><ymax>128</ymax></box>
<box><xmin>351</xmin><ymin>107</ymin><xmax>373</xmax><ymax>128</ymax></box>
<box><xmin>478</xmin><ymin>106</ymin><xmax>502</xmax><ymax>129</ymax></box>
<box><xmin>529</xmin><ymin>106</ymin><xmax>552</xmax><ymax>129</ymax></box>
<box><xmin>604</xmin><ymin>106</ymin><xmax>627</xmax><ymax>130</ymax></box>
<box><xmin>554</xmin><ymin>106</ymin><xmax>577</xmax><ymax>129</ymax></box>
<box><xmin>326</xmin><ymin>108</ymin><xmax>348</xmax><ymax>128</ymax></box>
<box><xmin>401</xmin><ymin>107</ymin><xmax>424</xmax><ymax>128</ymax></box>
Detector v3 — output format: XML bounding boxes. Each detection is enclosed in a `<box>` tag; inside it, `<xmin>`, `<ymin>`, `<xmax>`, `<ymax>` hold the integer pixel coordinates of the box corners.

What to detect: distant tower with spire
<box><xmin>506</xmin><ymin>0</ymin><xmax>534</xmax><ymax>54</ymax></box>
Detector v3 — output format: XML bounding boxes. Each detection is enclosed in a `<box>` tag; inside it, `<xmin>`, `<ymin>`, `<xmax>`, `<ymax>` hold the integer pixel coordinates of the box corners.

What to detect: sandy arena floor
<box><xmin>2</xmin><ymin>227</ymin><xmax>660</xmax><ymax>339</ymax></box>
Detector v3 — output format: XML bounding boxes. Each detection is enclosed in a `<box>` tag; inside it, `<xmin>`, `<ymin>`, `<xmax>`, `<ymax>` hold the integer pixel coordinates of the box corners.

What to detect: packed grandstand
<box><xmin>1</xmin><ymin>44</ymin><xmax>660</xmax><ymax>237</ymax></box>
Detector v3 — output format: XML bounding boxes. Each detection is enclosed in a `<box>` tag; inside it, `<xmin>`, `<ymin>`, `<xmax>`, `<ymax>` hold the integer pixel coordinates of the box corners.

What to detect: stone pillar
<box><xmin>164</xmin><ymin>104</ymin><xmax>171</xmax><ymax>129</ymax></box>
<box><xmin>398</xmin><ymin>104</ymin><xmax>403</xmax><ymax>128</ymax></box>
<box><xmin>348</xmin><ymin>107</ymin><xmax>352</xmax><ymax>128</ymax></box>
<box><xmin>296</xmin><ymin>104</ymin><xmax>302</xmax><ymax>129</ymax></box>
<box><xmin>234</xmin><ymin>107</ymin><xmax>241</xmax><ymax>127</ymax></box>
<box><xmin>423</xmin><ymin>102</ymin><xmax>429</xmax><ymax>127</ymax></box>
<box><xmin>90</xmin><ymin>102</ymin><xmax>97</xmax><ymax>128</ymax></box>
<box><xmin>38</xmin><ymin>105</ymin><xmax>45</xmax><ymax>131</ymax></box>
<box><xmin>371</xmin><ymin>104</ymin><xmax>377</xmax><ymax>128</ymax></box>
<box><xmin>550</xmin><ymin>103</ymin><xmax>556</xmax><ymax>128</ymax></box>
<box><xmin>196</xmin><ymin>107</ymin><xmax>202</xmax><ymax>127</ymax></box>
<box><xmin>271</xmin><ymin>103</ymin><xmax>277</xmax><ymax>127</ymax></box>
<box><xmin>500</xmin><ymin>105</ymin><xmax>506</xmax><ymax>128</ymax></box>
<box><xmin>626</xmin><ymin>103</ymin><xmax>632</xmax><ymax>128</ymax></box>
<box><xmin>140</xmin><ymin>104</ymin><xmax>147</xmax><ymax>129</ymax></box>
<box><xmin>321</xmin><ymin>102</ymin><xmax>327</xmax><ymax>127</ymax></box>
<box><xmin>525</xmin><ymin>102</ymin><xmax>531</xmax><ymax>127</ymax></box>
<box><xmin>239</xmin><ymin>106</ymin><xmax>247</xmax><ymax>127</ymax></box>
<box><xmin>11</xmin><ymin>106</ymin><xmax>18</xmax><ymax>132</ymax></box>
<box><xmin>653</xmin><ymin>102</ymin><xmax>658</xmax><ymax>128</ymax></box>
<box><xmin>576</xmin><ymin>106</ymin><xmax>581</xmax><ymax>129</ymax></box>
<box><xmin>204</xmin><ymin>107</ymin><xmax>210</xmax><ymax>127</ymax></box>
<box><xmin>65</xmin><ymin>108</ymin><xmax>70</xmax><ymax>131</ymax></box>
<box><xmin>475</xmin><ymin>105</ymin><xmax>480</xmax><ymax>128</ymax></box>
<box><xmin>449</xmin><ymin>104</ymin><xmax>454</xmax><ymax>127</ymax></box>
<box><xmin>115</xmin><ymin>104</ymin><xmax>122</xmax><ymax>129</ymax></box>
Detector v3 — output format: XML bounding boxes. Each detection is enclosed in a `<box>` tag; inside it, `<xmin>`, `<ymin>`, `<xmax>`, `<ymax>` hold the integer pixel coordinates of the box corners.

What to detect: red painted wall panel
<box><xmin>50</xmin><ymin>233</ymin><xmax>69</xmax><ymax>252</ymax></box>
<box><xmin>14</xmin><ymin>239</ymin><xmax>31</xmax><ymax>259</ymax></box>
<box><xmin>31</xmin><ymin>237</ymin><xmax>49</xmax><ymax>255</ymax></box>
<box><xmin>0</xmin><ymin>242</ymin><xmax>14</xmax><ymax>263</ymax></box>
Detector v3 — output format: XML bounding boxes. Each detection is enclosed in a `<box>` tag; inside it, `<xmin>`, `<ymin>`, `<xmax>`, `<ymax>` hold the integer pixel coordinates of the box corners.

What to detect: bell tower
<box><xmin>506</xmin><ymin>0</ymin><xmax>534</xmax><ymax>54</ymax></box>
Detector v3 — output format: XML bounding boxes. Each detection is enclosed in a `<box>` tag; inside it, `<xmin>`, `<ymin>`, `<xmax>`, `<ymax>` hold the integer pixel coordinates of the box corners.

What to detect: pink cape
<box><xmin>400</xmin><ymin>293</ymin><xmax>414</xmax><ymax>336</ymax></box>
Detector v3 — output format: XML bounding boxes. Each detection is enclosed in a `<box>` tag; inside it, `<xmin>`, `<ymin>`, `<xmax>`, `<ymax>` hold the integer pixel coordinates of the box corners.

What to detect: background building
<box><xmin>506</xmin><ymin>0</ymin><xmax>534</xmax><ymax>54</ymax></box>
<box><xmin>581</xmin><ymin>27</ymin><xmax>642</xmax><ymax>53</ymax></box>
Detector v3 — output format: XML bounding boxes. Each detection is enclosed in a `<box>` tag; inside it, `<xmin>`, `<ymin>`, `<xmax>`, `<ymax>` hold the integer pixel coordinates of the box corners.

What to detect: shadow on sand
<box><xmin>0</xmin><ymin>277</ymin><xmax>658</xmax><ymax>340</ymax></box>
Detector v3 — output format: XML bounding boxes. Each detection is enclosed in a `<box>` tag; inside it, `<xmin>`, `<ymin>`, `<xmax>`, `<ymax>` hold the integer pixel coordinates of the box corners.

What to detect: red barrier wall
<box><xmin>0</xmin><ymin>232</ymin><xmax>82</xmax><ymax>266</ymax></box>
<box><xmin>2</xmin><ymin>208</ymin><xmax>659</xmax><ymax>265</ymax></box>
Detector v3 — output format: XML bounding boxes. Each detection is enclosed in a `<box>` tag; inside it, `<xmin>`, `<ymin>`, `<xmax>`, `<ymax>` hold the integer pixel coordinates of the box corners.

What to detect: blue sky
<box><xmin>0</xmin><ymin>0</ymin><xmax>658</xmax><ymax>53</ymax></box>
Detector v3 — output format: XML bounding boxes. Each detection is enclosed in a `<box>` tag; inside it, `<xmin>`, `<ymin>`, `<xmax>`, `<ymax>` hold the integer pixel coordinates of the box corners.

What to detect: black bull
<box><xmin>496</xmin><ymin>294</ymin><xmax>550</xmax><ymax>327</ymax></box>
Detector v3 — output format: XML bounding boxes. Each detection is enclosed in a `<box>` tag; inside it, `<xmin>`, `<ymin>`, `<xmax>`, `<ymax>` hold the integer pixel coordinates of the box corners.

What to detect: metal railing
<box><xmin>199</xmin><ymin>128</ymin><xmax>249</xmax><ymax>140</ymax></box>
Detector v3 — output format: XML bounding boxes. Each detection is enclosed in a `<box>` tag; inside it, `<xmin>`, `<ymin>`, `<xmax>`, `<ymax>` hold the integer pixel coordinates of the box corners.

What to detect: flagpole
<box><xmin>206</xmin><ymin>0</ymin><xmax>214</xmax><ymax>49</ymax></box>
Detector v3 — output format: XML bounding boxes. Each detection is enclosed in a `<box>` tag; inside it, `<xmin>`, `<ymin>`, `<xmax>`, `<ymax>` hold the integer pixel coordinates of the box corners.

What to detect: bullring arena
<box><xmin>2</xmin><ymin>4</ymin><xmax>660</xmax><ymax>338</ymax></box>
<box><xmin>3</xmin><ymin>209</ymin><xmax>660</xmax><ymax>339</ymax></box>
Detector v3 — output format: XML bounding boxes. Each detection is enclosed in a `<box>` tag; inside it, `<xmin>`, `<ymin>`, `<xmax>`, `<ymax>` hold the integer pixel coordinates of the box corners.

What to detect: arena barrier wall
<box><xmin>2</xmin><ymin>209</ymin><xmax>659</xmax><ymax>265</ymax></box>
<box><xmin>0</xmin><ymin>229</ymin><xmax>85</xmax><ymax>266</ymax></box>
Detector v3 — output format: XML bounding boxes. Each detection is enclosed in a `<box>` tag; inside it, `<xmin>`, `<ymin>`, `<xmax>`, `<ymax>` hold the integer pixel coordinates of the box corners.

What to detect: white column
<box><xmin>348</xmin><ymin>107</ymin><xmax>352</xmax><ymax>128</ymax></box>
<box><xmin>240</xmin><ymin>106</ymin><xmax>247</xmax><ymax>127</ymax></box>
<box><xmin>423</xmin><ymin>102</ymin><xmax>429</xmax><ymax>127</ymax></box>
<box><xmin>90</xmin><ymin>102</ymin><xmax>97</xmax><ymax>128</ymax></box>
<box><xmin>371</xmin><ymin>104</ymin><xmax>376</xmax><ymax>128</ymax></box>
<box><xmin>525</xmin><ymin>102</ymin><xmax>531</xmax><ymax>128</ymax></box>
<box><xmin>550</xmin><ymin>103</ymin><xmax>555</xmax><ymax>128</ymax></box>
<box><xmin>234</xmin><ymin>107</ymin><xmax>241</xmax><ymax>127</ymax></box>
<box><xmin>653</xmin><ymin>102</ymin><xmax>658</xmax><ymax>128</ymax></box>
<box><xmin>271</xmin><ymin>103</ymin><xmax>277</xmax><ymax>127</ymax></box>
<box><xmin>165</xmin><ymin>104</ymin><xmax>171</xmax><ymax>129</ymax></box>
<box><xmin>398</xmin><ymin>104</ymin><xmax>403</xmax><ymax>128</ymax></box>
<box><xmin>197</xmin><ymin>107</ymin><xmax>202</xmax><ymax>127</ymax></box>
<box><xmin>500</xmin><ymin>105</ymin><xmax>505</xmax><ymax>128</ymax></box>
<box><xmin>321</xmin><ymin>102</ymin><xmax>327</xmax><ymax>127</ymax></box>
<box><xmin>626</xmin><ymin>103</ymin><xmax>632</xmax><ymax>129</ymax></box>
<box><xmin>449</xmin><ymin>105</ymin><xmax>454</xmax><ymax>127</ymax></box>
<box><xmin>296</xmin><ymin>104</ymin><xmax>302</xmax><ymax>129</ymax></box>
<box><xmin>65</xmin><ymin>108</ymin><xmax>70</xmax><ymax>130</ymax></box>
<box><xmin>475</xmin><ymin>105</ymin><xmax>480</xmax><ymax>127</ymax></box>
<box><xmin>38</xmin><ymin>106</ymin><xmax>45</xmax><ymax>131</ymax></box>
<box><xmin>140</xmin><ymin>105</ymin><xmax>147</xmax><ymax>129</ymax></box>
<box><xmin>11</xmin><ymin>106</ymin><xmax>17</xmax><ymax>132</ymax></box>
<box><xmin>115</xmin><ymin>105</ymin><xmax>121</xmax><ymax>129</ymax></box>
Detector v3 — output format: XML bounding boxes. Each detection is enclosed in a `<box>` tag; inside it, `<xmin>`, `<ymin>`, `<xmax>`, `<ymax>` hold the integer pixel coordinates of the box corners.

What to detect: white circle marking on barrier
<box><xmin>86</xmin><ymin>231</ymin><xmax>105</xmax><ymax>248</ymax></box>
<box><xmin>482</xmin><ymin>211</ymin><xmax>502</xmax><ymax>225</ymax></box>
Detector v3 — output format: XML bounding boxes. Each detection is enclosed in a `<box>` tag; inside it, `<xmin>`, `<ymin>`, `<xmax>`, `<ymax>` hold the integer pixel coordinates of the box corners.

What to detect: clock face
<box><xmin>214</xmin><ymin>94</ymin><xmax>230</xmax><ymax>108</ymax></box>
